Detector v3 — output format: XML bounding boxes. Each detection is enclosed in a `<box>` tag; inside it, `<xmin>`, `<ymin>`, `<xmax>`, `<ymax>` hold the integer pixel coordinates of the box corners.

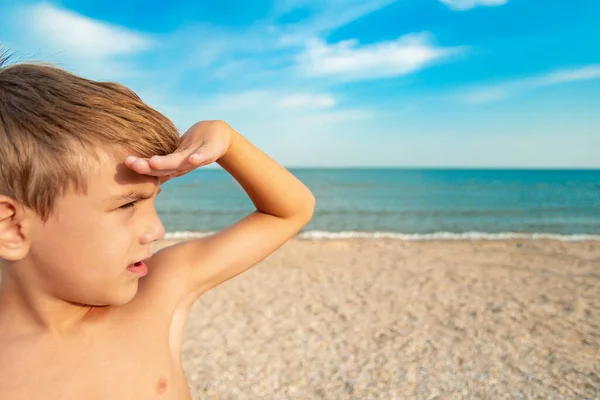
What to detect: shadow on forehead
<box><xmin>112</xmin><ymin>161</ymin><xmax>159</xmax><ymax>188</ymax></box>
<box><xmin>91</xmin><ymin>148</ymin><xmax>158</xmax><ymax>188</ymax></box>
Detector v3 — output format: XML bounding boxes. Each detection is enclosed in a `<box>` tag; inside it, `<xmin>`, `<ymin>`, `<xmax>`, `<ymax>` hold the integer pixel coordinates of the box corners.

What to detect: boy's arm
<box><xmin>147</xmin><ymin>122</ymin><xmax>315</xmax><ymax>307</ymax></box>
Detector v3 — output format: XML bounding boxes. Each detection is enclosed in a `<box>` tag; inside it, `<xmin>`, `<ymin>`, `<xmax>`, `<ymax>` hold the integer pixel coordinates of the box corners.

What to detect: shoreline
<box><xmin>153</xmin><ymin>236</ymin><xmax>600</xmax><ymax>251</ymax></box>
<box><xmin>160</xmin><ymin>230</ymin><xmax>600</xmax><ymax>242</ymax></box>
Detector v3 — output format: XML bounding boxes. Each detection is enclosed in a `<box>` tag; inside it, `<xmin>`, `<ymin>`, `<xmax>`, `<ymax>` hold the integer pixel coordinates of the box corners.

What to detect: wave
<box><xmin>164</xmin><ymin>230</ymin><xmax>600</xmax><ymax>242</ymax></box>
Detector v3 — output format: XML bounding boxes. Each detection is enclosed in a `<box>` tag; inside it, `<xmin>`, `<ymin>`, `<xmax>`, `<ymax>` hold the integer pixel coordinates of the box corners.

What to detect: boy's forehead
<box><xmin>90</xmin><ymin>151</ymin><xmax>159</xmax><ymax>196</ymax></box>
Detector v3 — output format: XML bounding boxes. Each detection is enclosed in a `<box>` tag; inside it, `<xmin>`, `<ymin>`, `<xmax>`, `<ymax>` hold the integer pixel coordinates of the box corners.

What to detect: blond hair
<box><xmin>0</xmin><ymin>51</ymin><xmax>180</xmax><ymax>221</ymax></box>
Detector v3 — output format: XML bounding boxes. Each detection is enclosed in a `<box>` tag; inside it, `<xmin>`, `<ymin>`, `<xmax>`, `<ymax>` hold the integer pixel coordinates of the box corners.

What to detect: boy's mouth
<box><xmin>127</xmin><ymin>260</ymin><xmax>148</xmax><ymax>277</ymax></box>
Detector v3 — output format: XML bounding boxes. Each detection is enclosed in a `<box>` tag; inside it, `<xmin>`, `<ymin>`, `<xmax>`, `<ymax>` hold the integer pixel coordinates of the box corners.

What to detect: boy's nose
<box><xmin>141</xmin><ymin>216</ymin><xmax>166</xmax><ymax>244</ymax></box>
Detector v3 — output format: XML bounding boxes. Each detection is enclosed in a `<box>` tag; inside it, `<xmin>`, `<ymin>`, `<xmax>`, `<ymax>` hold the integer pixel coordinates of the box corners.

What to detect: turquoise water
<box><xmin>156</xmin><ymin>169</ymin><xmax>600</xmax><ymax>239</ymax></box>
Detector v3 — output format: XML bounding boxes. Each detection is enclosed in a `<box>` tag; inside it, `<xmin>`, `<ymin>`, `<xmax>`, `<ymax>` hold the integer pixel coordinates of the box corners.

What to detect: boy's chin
<box><xmin>104</xmin><ymin>281</ymin><xmax>140</xmax><ymax>306</ymax></box>
<box><xmin>78</xmin><ymin>280</ymin><xmax>140</xmax><ymax>307</ymax></box>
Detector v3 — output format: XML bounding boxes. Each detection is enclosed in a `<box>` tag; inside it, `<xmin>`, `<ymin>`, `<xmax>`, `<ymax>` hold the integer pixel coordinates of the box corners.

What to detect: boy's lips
<box><xmin>127</xmin><ymin>255</ymin><xmax>151</xmax><ymax>277</ymax></box>
<box><xmin>127</xmin><ymin>261</ymin><xmax>148</xmax><ymax>277</ymax></box>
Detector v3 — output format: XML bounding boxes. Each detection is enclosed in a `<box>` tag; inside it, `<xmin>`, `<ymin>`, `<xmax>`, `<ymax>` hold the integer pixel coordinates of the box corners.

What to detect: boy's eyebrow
<box><xmin>108</xmin><ymin>187</ymin><xmax>162</xmax><ymax>202</ymax></box>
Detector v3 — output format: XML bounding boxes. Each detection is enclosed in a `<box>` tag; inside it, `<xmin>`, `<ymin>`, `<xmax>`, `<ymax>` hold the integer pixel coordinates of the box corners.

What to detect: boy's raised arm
<box><xmin>131</xmin><ymin>120</ymin><xmax>315</xmax><ymax>305</ymax></box>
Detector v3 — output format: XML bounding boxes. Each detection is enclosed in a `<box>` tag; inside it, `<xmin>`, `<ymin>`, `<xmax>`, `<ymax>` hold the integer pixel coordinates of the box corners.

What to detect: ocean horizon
<box><xmin>157</xmin><ymin>168</ymin><xmax>600</xmax><ymax>241</ymax></box>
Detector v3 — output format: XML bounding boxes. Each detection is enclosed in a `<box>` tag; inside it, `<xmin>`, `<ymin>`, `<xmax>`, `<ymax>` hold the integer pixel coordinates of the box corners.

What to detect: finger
<box><xmin>148</xmin><ymin>149</ymin><xmax>196</xmax><ymax>170</ymax></box>
<box><xmin>188</xmin><ymin>152</ymin><xmax>205</xmax><ymax>165</ymax></box>
<box><xmin>125</xmin><ymin>156</ymin><xmax>153</xmax><ymax>175</ymax></box>
<box><xmin>125</xmin><ymin>157</ymin><xmax>174</xmax><ymax>177</ymax></box>
<box><xmin>189</xmin><ymin>147</ymin><xmax>217</xmax><ymax>166</ymax></box>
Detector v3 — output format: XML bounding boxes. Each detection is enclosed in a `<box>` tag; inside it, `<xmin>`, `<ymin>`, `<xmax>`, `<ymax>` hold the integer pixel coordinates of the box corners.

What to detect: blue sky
<box><xmin>1</xmin><ymin>0</ymin><xmax>599</xmax><ymax>167</ymax></box>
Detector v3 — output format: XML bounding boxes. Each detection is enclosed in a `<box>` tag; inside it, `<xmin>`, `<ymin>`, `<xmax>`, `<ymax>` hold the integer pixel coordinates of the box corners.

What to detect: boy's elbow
<box><xmin>299</xmin><ymin>192</ymin><xmax>316</xmax><ymax>222</ymax></box>
<box><xmin>280</xmin><ymin>188</ymin><xmax>315</xmax><ymax>224</ymax></box>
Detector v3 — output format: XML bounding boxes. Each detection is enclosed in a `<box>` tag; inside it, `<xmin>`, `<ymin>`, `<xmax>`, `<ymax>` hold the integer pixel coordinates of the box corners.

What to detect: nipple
<box><xmin>157</xmin><ymin>377</ymin><xmax>168</xmax><ymax>395</ymax></box>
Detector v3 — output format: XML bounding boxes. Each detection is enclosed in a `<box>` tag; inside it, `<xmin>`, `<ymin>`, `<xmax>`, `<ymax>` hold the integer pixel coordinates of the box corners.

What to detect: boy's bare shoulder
<box><xmin>132</xmin><ymin>238</ymin><xmax>214</xmax><ymax>315</ymax></box>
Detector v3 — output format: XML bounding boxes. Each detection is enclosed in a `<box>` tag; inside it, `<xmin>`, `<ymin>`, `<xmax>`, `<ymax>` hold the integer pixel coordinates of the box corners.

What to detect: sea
<box><xmin>157</xmin><ymin>169</ymin><xmax>600</xmax><ymax>241</ymax></box>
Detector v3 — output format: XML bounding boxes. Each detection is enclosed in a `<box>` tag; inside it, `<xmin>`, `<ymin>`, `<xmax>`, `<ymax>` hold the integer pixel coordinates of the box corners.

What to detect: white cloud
<box><xmin>439</xmin><ymin>0</ymin><xmax>508</xmax><ymax>11</ymax></box>
<box><xmin>12</xmin><ymin>2</ymin><xmax>154</xmax><ymax>79</ymax></box>
<box><xmin>164</xmin><ymin>0</ymin><xmax>399</xmax><ymax>81</ymax></box>
<box><xmin>278</xmin><ymin>93</ymin><xmax>336</xmax><ymax>109</ymax></box>
<box><xmin>274</xmin><ymin>0</ymin><xmax>398</xmax><ymax>47</ymax></box>
<box><xmin>24</xmin><ymin>3</ymin><xmax>154</xmax><ymax>58</ymax></box>
<box><xmin>298</xmin><ymin>32</ymin><xmax>464</xmax><ymax>81</ymax></box>
<box><xmin>462</xmin><ymin>65</ymin><xmax>600</xmax><ymax>104</ymax></box>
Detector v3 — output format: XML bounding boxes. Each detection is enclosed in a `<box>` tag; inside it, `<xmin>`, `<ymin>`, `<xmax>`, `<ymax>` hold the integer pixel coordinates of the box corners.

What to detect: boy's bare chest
<box><xmin>0</xmin><ymin>326</ymin><xmax>191</xmax><ymax>400</ymax></box>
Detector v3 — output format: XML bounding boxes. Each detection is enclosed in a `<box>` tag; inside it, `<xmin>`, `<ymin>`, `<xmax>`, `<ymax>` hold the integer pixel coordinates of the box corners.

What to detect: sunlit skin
<box><xmin>0</xmin><ymin>120</ymin><xmax>316</xmax><ymax>399</ymax></box>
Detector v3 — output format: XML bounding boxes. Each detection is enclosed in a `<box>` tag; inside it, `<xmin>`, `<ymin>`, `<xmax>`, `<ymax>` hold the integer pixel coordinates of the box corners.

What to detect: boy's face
<box><xmin>26</xmin><ymin>150</ymin><xmax>165</xmax><ymax>306</ymax></box>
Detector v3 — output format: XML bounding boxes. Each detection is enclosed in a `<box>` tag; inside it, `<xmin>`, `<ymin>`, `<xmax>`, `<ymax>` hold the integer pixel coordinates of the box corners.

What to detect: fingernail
<box><xmin>150</xmin><ymin>155</ymin><xmax>161</xmax><ymax>162</ymax></box>
<box><xmin>190</xmin><ymin>154</ymin><xmax>202</xmax><ymax>163</ymax></box>
<box><xmin>125</xmin><ymin>156</ymin><xmax>137</xmax><ymax>164</ymax></box>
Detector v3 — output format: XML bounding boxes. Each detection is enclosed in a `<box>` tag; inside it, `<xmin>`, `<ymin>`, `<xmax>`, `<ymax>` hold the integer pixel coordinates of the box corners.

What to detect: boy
<box><xmin>0</xmin><ymin>54</ymin><xmax>315</xmax><ymax>399</ymax></box>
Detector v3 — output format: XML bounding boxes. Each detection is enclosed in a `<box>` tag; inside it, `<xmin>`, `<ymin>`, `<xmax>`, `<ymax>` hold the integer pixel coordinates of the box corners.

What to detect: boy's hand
<box><xmin>124</xmin><ymin>120</ymin><xmax>233</xmax><ymax>183</ymax></box>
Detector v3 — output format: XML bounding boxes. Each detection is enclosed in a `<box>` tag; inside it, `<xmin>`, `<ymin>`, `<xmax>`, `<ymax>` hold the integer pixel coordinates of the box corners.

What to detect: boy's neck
<box><xmin>0</xmin><ymin>264</ymin><xmax>95</xmax><ymax>338</ymax></box>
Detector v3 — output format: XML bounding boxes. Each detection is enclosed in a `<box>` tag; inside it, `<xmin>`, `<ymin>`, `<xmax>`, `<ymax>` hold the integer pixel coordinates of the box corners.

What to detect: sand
<box><xmin>149</xmin><ymin>238</ymin><xmax>600</xmax><ymax>399</ymax></box>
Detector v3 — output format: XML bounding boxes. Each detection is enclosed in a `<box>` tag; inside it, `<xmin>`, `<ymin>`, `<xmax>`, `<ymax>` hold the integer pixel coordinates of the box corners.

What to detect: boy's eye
<box><xmin>118</xmin><ymin>201</ymin><xmax>136</xmax><ymax>210</ymax></box>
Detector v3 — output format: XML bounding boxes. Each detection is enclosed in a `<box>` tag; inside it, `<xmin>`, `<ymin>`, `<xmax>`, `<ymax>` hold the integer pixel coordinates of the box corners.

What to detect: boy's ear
<box><xmin>0</xmin><ymin>195</ymin><xmax>31</xmax><ymax>261</ymax></box>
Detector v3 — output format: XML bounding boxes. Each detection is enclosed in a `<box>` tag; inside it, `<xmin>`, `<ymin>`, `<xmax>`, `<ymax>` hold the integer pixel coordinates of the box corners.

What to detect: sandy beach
<box><xmin>150</xmin><ymin>238</ymin><xmax>600</xmax><ymax>399</ymax></box>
